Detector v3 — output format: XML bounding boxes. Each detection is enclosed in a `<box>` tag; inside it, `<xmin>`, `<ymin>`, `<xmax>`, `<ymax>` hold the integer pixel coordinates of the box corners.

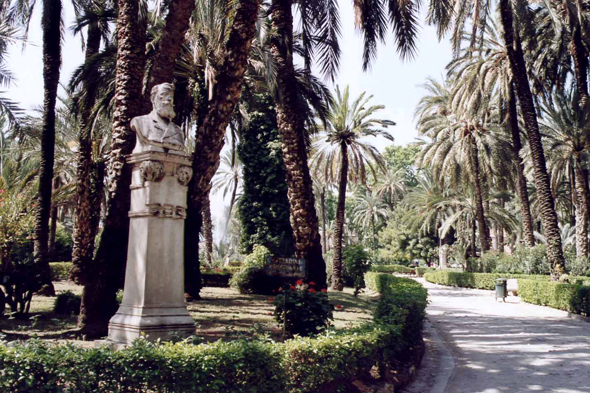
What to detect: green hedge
<box><xmin>49</xmin><ymin>262</ymin><xmax>72</xmax><ymax>281</ymax></box>
<box><xmin>416</xmin><ymin>267</ymin><xmax>435</xmax><ymax>277</ymax></box>
<box><xmin>0</xmin><ymin>274</ymin><xmax>427</xmax><ymax>392</ymax></box>
<box><xmin>370</xmin><ymin>265</ymin><xmax>414</xmax><ymax>274</ymax></box>
<box><xmin>518</xmin><ymin>279</ymin><xmax>590</xmax><ymax>316</ymax></box>
<box><xmin>423</xmin><ymin>271</ymin><xmax>551</xmax><ymax>290</ymax></box>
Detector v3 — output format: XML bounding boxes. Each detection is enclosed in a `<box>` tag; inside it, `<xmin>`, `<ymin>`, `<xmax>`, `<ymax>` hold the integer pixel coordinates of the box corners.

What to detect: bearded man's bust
<box><xmin>130</xmin><ymin>83</ymin><xmax>186</xmax><ymax>155</ymax></box>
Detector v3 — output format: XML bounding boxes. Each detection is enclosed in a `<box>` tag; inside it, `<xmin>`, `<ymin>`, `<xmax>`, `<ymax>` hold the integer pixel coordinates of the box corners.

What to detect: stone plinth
<box><xmin>108</xmin><ymin>151</ymin><xmax>195</xmax><ymax>345</ymax></box>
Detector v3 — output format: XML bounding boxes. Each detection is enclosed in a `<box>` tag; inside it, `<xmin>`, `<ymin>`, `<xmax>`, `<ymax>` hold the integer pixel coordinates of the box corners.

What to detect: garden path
<box><xmin>403</xmin><ymin>278</ymin><xmax>590</xmax><ymax>393</ymax></box>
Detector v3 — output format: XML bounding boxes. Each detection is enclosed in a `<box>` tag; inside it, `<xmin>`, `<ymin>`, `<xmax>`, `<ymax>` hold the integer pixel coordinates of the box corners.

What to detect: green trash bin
<box><xmin>495</xmin><ymin>278</ymin><xmax>507</xmax><ymax>302</ymax></box>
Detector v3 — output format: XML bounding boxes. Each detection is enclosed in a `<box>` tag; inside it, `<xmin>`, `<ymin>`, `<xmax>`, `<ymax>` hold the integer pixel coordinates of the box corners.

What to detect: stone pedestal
<box><xmin>108</xmin><ymin>151</ymin><xmax>195</xmax><ymax>345</ymax></box>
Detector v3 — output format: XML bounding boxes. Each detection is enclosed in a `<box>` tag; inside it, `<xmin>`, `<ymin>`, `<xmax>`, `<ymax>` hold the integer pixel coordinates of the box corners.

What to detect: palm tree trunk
<box><xmin>321</xmin><ymin>186</ymin><xmax>327</xmax><ymax>252</ymax></box>
<box><xmin>270</xmin><ymin>0</ymin><xmax>327</xmax><ymax>288</ymax></box>
<box><xmin>469</xmin><ymin>135</ymin><xmax>490</xmax><ymax>253</ymax></box>
<box><xmin>33</xmin><ymin>0</ymin><xmax>62</xmax><ymax>297</ymax></box>
<box><xmin>48</xmin><ymin>176</ymin><xmax>60</xmax><ymax>257</ymax></box>
<box><xmin>79</xmin><ymin>0</ymin><xmax>147</xmax><ymax>336</ymax></box>
<box><xmin>499</xmin><ymin>0</ymin><xmax>566</xmax><ymax>279</ymax></box>
<box><xmin>332</xmin><ymin>142</ymin><xmax>348</xmax><ymax>291</ymax></box>
<box><xmin>567</xmin><ymin>5</ymin><xmax>589</xmax><ymax>111</ymax></box>
<box><xmin>471</xmin><ymin>218</ymin><xmax>477</xmax><ymax>263</ymax></box>
<box><xmin>507</xmin><ymin>81</ymin><xmax>535</xmax><ymax>247</ymax></box>
<box><xmin>570</xmin><ymin>163</ymin><xmax>577</xmax><ymax>227</ymax></box>
<box><xmin>202</xmin><ymin>191</ymin><xmax>214</xmax><ymax>267</ymax></box>
<box><xmin>185</xmin><ymin>0</ymin><xmax>260</xmax><ymax>298</ymax></box>
<box><xmin>498</xmin><ymin>198</ymin><xmax>505</xmax><ymax>250</ymax></box>
<box><xmin>574</xmin><ymin>155</ymin><xmax>589</xmax><ymax>257</ymax></box>
<box><xmin>71</xmin><ymin>20</ymin><xmax>102</xmax><ymax>286</ymax></box>
<box><xmin>145</xmin><ymin>0</ymin><xmax>195</xmax><ymax>104</ymax></box>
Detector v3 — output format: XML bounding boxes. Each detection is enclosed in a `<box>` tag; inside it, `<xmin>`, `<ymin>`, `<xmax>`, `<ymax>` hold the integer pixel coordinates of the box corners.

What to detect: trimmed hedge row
<box><xmin>370</xmin><ymin>265</ymin><xmax>413</xmax><ymax>274</ymax></box>
<box><xmin>49</xmin><ymin>262</ymin><xmax>72</xmax><ymax>281</ymax></box>
<box><xmin>518</xmin><ymin>279</ymin><xmax>590</xmax><ymax>316</ymax></box>
<box><xmin>0</xmin><ymin>274</ymin><xmax>427</xmax><ymax>393</ymax></box>
<box><xmin>423</xmin><ymin>271</ymin><xmax>551</xmax><ymax>290</ymax></box>
<box><xmin>416</xmin><ymin>267</ymin><xmax>435</xmax><ymax>277</ymax></box>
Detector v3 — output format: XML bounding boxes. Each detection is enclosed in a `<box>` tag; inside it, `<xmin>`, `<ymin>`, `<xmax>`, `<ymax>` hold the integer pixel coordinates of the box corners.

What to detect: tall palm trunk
<box><xmin>570</xmin><ymin>163</ymin><xmax>577</xmax><ymax>226</ymax></box>
<box><xmin>332</xmin><ymin>142</ymin><xmax>348</xmax><ymax>290</ymax></box>
<box><xmin>185</xmin><ymin>0</ymin><xmax>260</xmax><ymax>298</ymax></box>
<box><xmin>34</xmin><ymin>0</ymin><xmax>62</xmax><ymax>297</ymax></box>
<box><xmin>507</xmin><ymin>81</ymin><xmax>535</xmax><ymax>247</ymax></box>
<box><xmin>469</xmin><ymin>134</ymin><xmax>490</xmax><ymax>253</ymax></box>
<box><xmin>48</xmin><ymin>177</ymin><xmax>60</xmax><ymax>256</ymax></box>
<box><xmin>79</xmin><ymin>0</ymin><xmax>147</xmax><ymax>336</ymax></box>
<box><xmin>270</xmin><ymin>0</ymin><xmax>327</xmax><ymax>288</ymax></box>
<box><xmin>567</xmin><ymin>5</ymin><xmax>590</xmax><ymax>111</ymax></box>
<box><xmin>202</xmin><ymin>191</ymin><xmax>214</xmax><ymax>267</ymax></box>
<box><xmin>574</xmin><ymin>155</ymin><xmax>589</xmax><ymax>257</ymax></box>
<box><xmin>499</xmin><ymin>0</ymin><xmax>566</xmax><ymax>279</ymax></box>
<box><xmin>321</xmin><ymin>186</ymin><xmax>327</xmax><ymax>252</ymax></box>
<box><xmin>71</xmin><ymin>20</ymin><xmax>102</xmax><ymax>286</ymax></box>
<box><xmin>145</xmin><ymin>0</ymin><xmax>195</xmax><ymax>104</ymax></box>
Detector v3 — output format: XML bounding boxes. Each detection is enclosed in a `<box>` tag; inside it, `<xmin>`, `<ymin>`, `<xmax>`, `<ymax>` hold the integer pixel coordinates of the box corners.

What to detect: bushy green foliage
<box><xmin>424</xmin><ymin>270</ymin><xmax>551</xmax><ymax>290</ymax></box>
<box><xmin>53</xmin><ymin>290</ymin><xmax>81</xmax><ymax>316</ymax></box>
<box><xmin>416</xmin><ymin>267</ymin><xmax>435</xmax><ymax>277</ymax></box>
<box><xmin>484</xmin><ymin>246</ymin><xmax>551</xmax><ymax>275</ymax></box>
<box><xmin>370</xmin><ymin>264</ymin><xmax>413</xmax><ymax>274</ymax></box>
<box><xmin>378</xmin><ymin>219</ymin><xmax>437</xmax><ymax>265</ymax></box>
<box><xmin>273</xmin><ymin>280</ymin><xmax>333</xmax><ymax>337</ymax></box>
<box><xmin>518</xmin><ymin>279</ymin><xmax>590</xmax><ymax>316</ymax></box>
<box><xmin>237</xmin><ymin>93</ymin><xmax>294</xmax><ymax>257</ymax></box>
<box><xmin>230</xmin><ymin>245</ymin><xmax>272</xmax><ymax>294</ymax></box>
<box><xmin>49</xmin><ymin>224</ymin><xmax>73</xmax><ymax>262</ymax></box>
<box><xmin>0</xmin><ymin>275</ymin><xmax>427</xmax><ymax>393</ymax></box>
<box><xmin>343</xmin><ymin>245</ymin><xmax>372</xmax><ymax>295</ymax></box>
<box><xmin>200</xmin><ymin>268</ymin><xmax>235</xmax><ymax>287</ymax></box>
<box><xmin>49</xmin><ymin>262</ymin><xmax>72</xmax><ymax>281</ymax></box>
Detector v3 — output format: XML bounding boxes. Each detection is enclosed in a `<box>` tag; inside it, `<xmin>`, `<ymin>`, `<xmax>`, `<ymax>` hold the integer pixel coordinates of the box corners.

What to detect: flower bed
<box><xmin>0</xmin><ymin>274</ymin><xmax>427</xmax><ymax>392</ymax></box>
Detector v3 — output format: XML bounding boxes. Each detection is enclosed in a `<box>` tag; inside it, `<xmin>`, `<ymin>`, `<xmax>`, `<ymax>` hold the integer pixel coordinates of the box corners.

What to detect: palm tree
<box><xmin>541</xmin><ymin>89</ymin><xmax>590</xmax><ymax>258</ymax></box>
<box><xmin>445</xmin><ymin>24</ymin><xmax>536</xmax><ymax>247</ymax></box>
<box><xmin>426</xmin><ymin>0</ymin><xmax>566</xmax><ymax>278</ymax></box>
<box><xmin>310</xmin><ymin>85</ymin><xmax>394</xmax><ymax>290</ymax></box>
<box><xmin>212</xmin><ymin>147</ymin><xmax>242</xmax><ymax>242</ymax></box>
<box><xmin>374</xmin><ymin>167</ymin><xmax>406</xmax><ymax>210</ymax></box>
<box><xmin>352</xmin><ymin>190</ymin><xmax>390</xmax><ymax>251</ymax></box>
<box><xmin>80</xmin><ymin>0</ymin><xmax>148</xmax><ymax>336</ymax></box>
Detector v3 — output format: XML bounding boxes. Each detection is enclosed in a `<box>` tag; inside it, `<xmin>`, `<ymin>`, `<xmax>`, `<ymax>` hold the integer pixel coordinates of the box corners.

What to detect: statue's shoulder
<box><xmin>130</xmin><ymin>114</ymin><xmax>152</xmax><ymax>131</ymax></box>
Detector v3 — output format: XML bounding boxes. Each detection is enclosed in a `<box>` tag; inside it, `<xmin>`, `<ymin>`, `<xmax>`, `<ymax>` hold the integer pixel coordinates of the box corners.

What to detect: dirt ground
<box><xmin>1</xmin><ymin>282</ymin><xmax>378</xmax><ymax>345</ymax></box>
<box><xmin>403</xmin><ymin>278</ymin><xmax>590</xmax><ymax>393</ymax></box>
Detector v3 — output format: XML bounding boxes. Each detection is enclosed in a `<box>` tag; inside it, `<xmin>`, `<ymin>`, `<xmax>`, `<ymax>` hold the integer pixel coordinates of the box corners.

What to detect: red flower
<box><xmin>268</xmin><ymin>297</ymin><xmax>274</xmax><ymax>302</ymax></box>
<box><xmin>290</xmin><ymin>285</ymin><xmax>296</xmax><ymax>290</ymax></box>
<box><xmin>309</xmin><ymin>281</ymin><xmax>316</xmax><ymax>286</ymax></box>
<box><xmin>335</xmin><ymin>304</ymin><xmax>343</xmax><ymax>310</ymax></box>
<box><xmin>309</xmin><ymin>288</ymin><xmax>317</xmax><ymax>294</ymax></box>
<box><xmin>321</xmin><ymin>289</ymin><xmax>327</xmax><ymax>293</ymax></box>
<box><xmin>295</xmin><ymin>279</ymin><xmax>304</xmax><ymax>285</ymax></box>
<box><xmin>278</xmin><ymin>287</ymin><xmax>283</xmax><ymax>292</ymax></box>
<box><xmin>268</xmin><ymin>312</ymin><xmax>273</xmax><ymax>316</ymax></box>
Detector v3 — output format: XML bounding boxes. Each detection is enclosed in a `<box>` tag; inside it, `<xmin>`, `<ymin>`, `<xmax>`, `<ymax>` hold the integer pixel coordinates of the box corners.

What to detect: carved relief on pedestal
<box><xmin>129</xmin><ymin>203</ymin><xmax>187</xmax><ymax>219</ymax></box>
<box><xmin>139</xmin><ymin>160</ymin><xmax>165</xmax><ymax>184</ymax></box>
<box><xmin>175</xmin><ymin>165</ymin><xmax>193</xmax><ymax>186</ymax></box>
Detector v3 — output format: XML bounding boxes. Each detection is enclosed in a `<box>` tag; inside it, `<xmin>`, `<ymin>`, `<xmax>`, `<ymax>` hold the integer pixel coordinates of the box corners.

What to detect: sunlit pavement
<box><xmin>405</xmin><ymin>278</ymin><xmax>590</xmax><ymax>393</ymax></box>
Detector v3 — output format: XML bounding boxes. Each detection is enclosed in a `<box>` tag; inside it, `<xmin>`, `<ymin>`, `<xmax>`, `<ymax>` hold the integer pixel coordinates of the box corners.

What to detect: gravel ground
<box><xmin>403</xmin><ymin>278</ymin><xmax>590</xmax><ymax>393</ymax></box>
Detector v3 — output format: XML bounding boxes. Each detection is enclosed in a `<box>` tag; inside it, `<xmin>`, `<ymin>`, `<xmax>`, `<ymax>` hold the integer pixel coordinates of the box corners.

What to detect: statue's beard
<box><xmin>155</xmin><ymin>102</ymin><xmax>176</xmax><ymax>120</ymax></box>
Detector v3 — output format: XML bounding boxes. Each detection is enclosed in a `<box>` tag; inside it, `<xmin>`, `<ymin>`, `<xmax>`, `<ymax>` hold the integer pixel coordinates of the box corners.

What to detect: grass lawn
<box><xmin>1</xmin><ymin>282</ymin><xmax>379</xmax><ymax>344</ymax></box>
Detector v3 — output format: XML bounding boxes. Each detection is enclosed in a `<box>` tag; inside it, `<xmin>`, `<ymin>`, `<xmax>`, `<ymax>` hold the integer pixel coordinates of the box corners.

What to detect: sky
<box><xmin>5</xmin><ymin>0</ymin><xmax>453</xmax><ymax>236</ymax></box>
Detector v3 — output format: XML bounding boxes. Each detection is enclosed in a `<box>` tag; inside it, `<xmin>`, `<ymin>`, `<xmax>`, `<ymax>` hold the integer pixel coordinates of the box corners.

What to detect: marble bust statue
<box><xmin>131</xmin><ymin>83</ymin><xmax>186</xmax><ymax>154</ymax></box>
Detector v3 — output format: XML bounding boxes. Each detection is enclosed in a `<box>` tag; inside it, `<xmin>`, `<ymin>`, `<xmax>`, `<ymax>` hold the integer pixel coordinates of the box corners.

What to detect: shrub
<box><xmin>0</xmin><ymin>275</ymin><xmax>428</xmax><ymax>393</ymax></box>
<box><xmin>343</xmin><ymin>245</ymin><xmax>372</xmax><ymax>295</ymax></box>
<box><xmin>518</xmin><ymin>279</ymin><xmax>590</xmax><ymax>316</ymax></box>
<box><xmin>49</xmin><ymin>262</ymin><xmax>72</xmax><ymax>281</ymax></box>
<box><xmin>370</xmin><ymin>264</ymin><xmax>413</xmax><ymax>274</ymax></box>
<box><xmin>0</xmin><ymin>258</ymin><xmax>44</xmax><ymax>315</ymax></box>
<box><xmin>416</xmin><ymin>267</ymin><xmax>435</xmax><ymax>277</ymax></box>
<box><xmin>273</xmin><ymin>280</ymin><xmax>333</xmax><ymax>337</ymax></box>
<box><xmin>53</xmin><ymin>291</ymin><xmax>81</xmax><ymax>316</ymax></box>
<box><xmin>201</xmin><ymin>268</ymin><xmax>233</xmax><ymax>287</ymax></box>
<box><xmin>230</xmin><ymin>245</ymin><xmax>272</xmax><ymax>294</ymax></box>
<box><xmin>424</xmin><ymin>271</ymin><xmax>551</xmax><ymax>290</ymax></box>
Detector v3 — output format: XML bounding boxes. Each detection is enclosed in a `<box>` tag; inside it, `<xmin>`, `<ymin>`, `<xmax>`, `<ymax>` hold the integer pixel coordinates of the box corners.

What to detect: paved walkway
<box><xmin>403</xmin><ymin>278</ymin><xmax>590</xmax><ymax>393</ymax></box>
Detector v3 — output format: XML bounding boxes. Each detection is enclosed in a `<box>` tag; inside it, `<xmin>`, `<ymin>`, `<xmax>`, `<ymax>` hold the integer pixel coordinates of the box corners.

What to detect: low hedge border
<box><xmin>416</xmin><ymin>267</ymin><xmax>435</xmax><ymax>277</ymax></box>
<box><xmin>423</xmin><ymin>271</ymin><xmax>552</xmax><ymax>290</ymax></box>
<box><xmin>518</xmin><ymin>279</ymin><xmax>590</xmax><ymax>316</ymax></box>
<box><xmin>370</xmin><ymin>265</ymin><xmax>413</xmax><ymax>274</ymax></box>
<box><xmin>49</xmin><ymin>262</ymin><xmax>72</xmax><ymax>281</ymax></box>
<box><xmin>0</xmin><ymin>274</ymin><xmax>427</xmax><ymax>393</ymax></box>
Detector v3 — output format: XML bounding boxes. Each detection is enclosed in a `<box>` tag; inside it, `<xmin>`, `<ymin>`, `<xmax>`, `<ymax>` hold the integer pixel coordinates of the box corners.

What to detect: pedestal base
<box><xmin>108</xmin><ymin>304</ymin><xmax>195</xmax><ymax>345</ymax></box>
